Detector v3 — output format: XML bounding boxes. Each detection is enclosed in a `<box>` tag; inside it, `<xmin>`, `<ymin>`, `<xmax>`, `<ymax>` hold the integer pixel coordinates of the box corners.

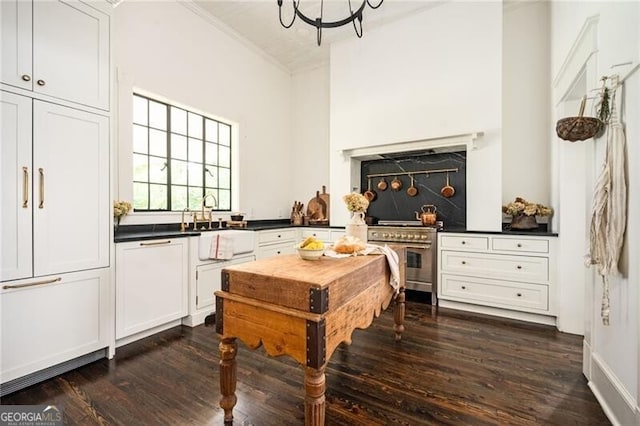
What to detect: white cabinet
<box><xmin>1</xmin><ymin>92</ymin><xmax>110</xmax><ymax>282</ymax></box>
<box><xmin>1</xmin><ymin>268</ymin><xmax>110</xmax><ymax>383</ymax></box>
<box><xmin>438</xmin><ymin>233</ymin><xmax>557</xmax><ymax>324</ymax></box>
<box><xmin>1</xmin><ymin>0</ymin><xmax>110</xmax><ymax>110</ymax></box>
<box><xmin>115</xmin><ymin>238</ymin><xmax>189</xmax><ymax>341</ymax></box>
<box><xmin>256</xmin><ymin>228</ymin><xmax>298</xmax><ymax>259</ymax></box>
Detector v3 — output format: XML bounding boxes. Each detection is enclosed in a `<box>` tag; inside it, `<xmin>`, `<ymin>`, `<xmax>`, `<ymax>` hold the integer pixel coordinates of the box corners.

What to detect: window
<box><xmin>132</xmin><ymin>94</ymin><xmax>232</xmax><ymax>212</ymax></box>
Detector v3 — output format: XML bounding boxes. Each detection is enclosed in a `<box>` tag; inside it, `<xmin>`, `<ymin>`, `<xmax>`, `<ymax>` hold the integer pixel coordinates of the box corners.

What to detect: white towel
<box><xmin>324</xmin><ymin>244</ymin><xmax>401</xmax><ymax>294</ymax></box>
<box><xmin>209</xmin><ymin>234</ymin><xmax>234</xmax><ymax>260</ymax></box>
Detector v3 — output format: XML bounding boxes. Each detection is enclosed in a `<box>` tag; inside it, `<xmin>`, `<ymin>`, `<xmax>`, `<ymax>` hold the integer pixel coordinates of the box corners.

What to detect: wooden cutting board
<box><xmin>307</xmin><ymin>191</ymin><xmax>327</xmax><ymax>220</ymax></box>
<box><xmin>318</xmin><ymin>185</ymin><xmax>330</xmax><ymax>222</ymax></box>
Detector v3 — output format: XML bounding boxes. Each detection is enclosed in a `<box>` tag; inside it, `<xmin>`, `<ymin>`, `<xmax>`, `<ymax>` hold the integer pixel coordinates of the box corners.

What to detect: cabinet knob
<box><xmin>517</xmin><ymin>243</ymin><xmax>522</xmax><ymax>247</ymax></box>
<box><xmin>461</xmin><ymin>286</ymin><xmax>466</xmax><ymax>290</ymax></box>
<box><xmin>21</xmin><ymin>74</ymin><xmax>31</xmax><ymax>82</ymax></box>
<box><xmin>516</xmin><ymin>265</ymin><xmax>522</xmax><ymax>269</ymax></box>
<box><xmin>461</xmin><ymin>261</ymin><xmax>466</xmax><ymax>265</ymax></box>
<box><xmin>461</xmin><ymin>241</ymin><xmax>466</xmax><ymax>245</ymax></box>
<box><xmin>277</xmin><ymin>234</ymin><xmax>281</xmax><ymax>238</ymax></box>
<box><xmin>517</xmin><ymin>293</ymin><xmax>522</xmax><ymax>297</ymax></box>
<box><xmin>37</xmin><ymin>79</ymin><xmax>46</xmax><ymax>86</ymax></box>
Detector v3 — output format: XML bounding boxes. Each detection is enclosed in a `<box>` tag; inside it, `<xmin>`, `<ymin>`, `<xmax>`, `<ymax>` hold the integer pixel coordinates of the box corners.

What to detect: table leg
<box><xmin>219</xmin><ymin>337</ymin><xmax>238</xmax><ymax>424</ymax></box>
<box><xmin>394</xmin><ymin>287</ymin><xmax>406</xmax><ymax>341</ymax></box>
<box><xmin>304</xmin><ymin>366</ymin><xmax>326</xmax><ymax>426</ymax></box>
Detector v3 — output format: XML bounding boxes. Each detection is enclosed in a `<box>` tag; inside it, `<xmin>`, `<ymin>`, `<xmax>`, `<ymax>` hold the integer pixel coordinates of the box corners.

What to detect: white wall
<box><xmin>291</xmin><ymin>65</ymin><xmax>331</xmax><ymax>212</ymax></box>
<box><xmin>551</xmin><ymin>2</ymin><xmax>639</xmax><ymax>424</ymax></box>
<box><xmin>502</xmin><ymin>1</ymin><xmax>551</xmax><ymax>206</ymax></box>
<box><xmin>329</xmin><ymin>2</ymin><xmax>502</xmax><ymax>229</ymax></box>
<box><xmin>113</xmin><ymin>1</ymin><xmax>293</xmax><ymax>222</ymax></box>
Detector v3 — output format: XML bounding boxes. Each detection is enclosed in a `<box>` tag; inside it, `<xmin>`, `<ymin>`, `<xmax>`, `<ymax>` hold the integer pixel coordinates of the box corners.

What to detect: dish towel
<box><xmin>324</xmin><ymin>244</ymin><xmax>400</xmax><ymax>294</ymax></box>
<box><xmin>209</xmin><ymin>234</ymin><xmax>234</xmax><ymax>260</ymax></box>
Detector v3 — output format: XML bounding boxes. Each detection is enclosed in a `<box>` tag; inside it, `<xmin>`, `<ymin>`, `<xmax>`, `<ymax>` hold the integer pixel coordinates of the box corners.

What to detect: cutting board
<box><xmin>306</xmin><ymin>191</ymin><xmax>327</xmax><ymax>220</ymax></box>
<box><xmin>319</xmin><ymin>185</ymin><xmax>330</xmax><ymax>222</ymax></box>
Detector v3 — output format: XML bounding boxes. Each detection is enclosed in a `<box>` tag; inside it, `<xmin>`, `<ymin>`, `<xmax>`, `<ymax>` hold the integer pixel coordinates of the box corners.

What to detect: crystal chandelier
<box><xmin>277</xmin><ymin>0</ymin><xmax>384</xmax><ymax>46</ymax></box>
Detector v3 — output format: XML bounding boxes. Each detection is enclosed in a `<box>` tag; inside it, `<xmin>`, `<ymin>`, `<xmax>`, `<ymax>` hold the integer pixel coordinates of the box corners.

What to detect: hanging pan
<box><xmin>441</xmin><ymin>172</ymin><xmax>455</xmax><ymax>198</ymax></box>
<box><xmin>407</xmin><ymin>174</ymin><xmax>418</xmax><ymax>197</ymax></box>
<box><xmin>363</xmin><ymin>178</ymin><xmax>377</xmax><ymax>202</ymax></box>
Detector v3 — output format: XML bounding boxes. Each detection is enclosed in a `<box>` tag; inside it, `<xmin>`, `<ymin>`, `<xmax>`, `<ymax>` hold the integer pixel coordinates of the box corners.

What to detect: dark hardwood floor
<box><xmin>2</xmin><ymin>295</ymin><xmax>610</xmax><ymax>425</ymax></box>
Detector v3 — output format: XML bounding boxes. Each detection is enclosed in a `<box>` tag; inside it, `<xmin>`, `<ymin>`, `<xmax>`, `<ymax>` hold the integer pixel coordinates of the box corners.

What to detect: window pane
<box><xmin>171</xmin><ymin>107</ymin><xmax>187</xmax><ymax>135</ymax></box>
<box><xmin>149</xmin><ymin>184</ymin><xmax>167</xmax><ymax>209</ymax></box>
<box><xmin>149</xmin><ymin>129</ymin><xmax>167</xmax><ymax>157</ymax></box>
<box><xmin>133</xmin><ymin>125</ymin><xmax>148</xmax><ymax>154</ymax></box>
<box><xmin>188</xmin><ymin>112</ymin><xmax>202</xmax><ymax>138</ymax></box>
<box><xmin>171</xmin><ymin>134</ymin><xmax>187</xmax><ymax>160</ymax></box>
<box><xmin>172</xmin><ymin>159</ymin><xmax>187</xmax><ymax>185</ymax></box>
<box><xmin>188</xmin><ymin>162</ymin><xmax>203</xmax><ymax>187</ymax></box>
<box><xmin>219</xmin><ymin>167</ymin><xmax>230</xmax><ymax>189</ymax></box>
<box><xmin>205</xmin><ymin>119</ymin><xmax>218</xmax><ymax>142</ymax></box>
<box><xmin>188</xmin><ymin>187</ymin><xmax>202</xmax><ymax>210</ymax></box>
<box><xmin>219</xmin><ymin>123</ymin><xmax>230</xmax><ymax>146</ymax></box>
<box><xmin>133</xmin><ymin>154</ymin><xmax>148</xmax><ymax>182</ymax></box>
<box><xmin>133</xmin><ymin>95</ymin><xmax>147</xmax><ymax>125</ymax></box>
<box><xmin>149</xmin><ymin>100</ymin><xmax>167</xmax><ymax>130</ymax></box>
<box><xmin>219</xmin><ymin>145</ymin><xmax>230</xmax><ymax>168</ymax></box>
<box><xmin>133</xmin><ymin>182</ymin><xmax>148</xmax><ymax>209</ymax></box>
<box><xmin>205</xmin><ymin>142</ymin><xmax>218</xmax><ymax>165</ymax></box>
<box><xmin>188</xmin><ymin>137</ymin><xmax>203</xmax><ymax>163</ymax></box>
<box><xmin>205</xmin><ymin>166</ymin><xmax>217</xmax><ymax>187</ymax></box>
<box><xmin>218</xmin><ymin>189</ymin><xmax>230</xmax><ymax>210</ymax></box>
<box><xmin>149</xmin><ymin>156</ymin><xmax>167</xmax><ymax>184</ymax></box>
<box><xmin>171</xmin><ymin>185</ymin><xmax>188</xmax><ymax>211</ymax></box>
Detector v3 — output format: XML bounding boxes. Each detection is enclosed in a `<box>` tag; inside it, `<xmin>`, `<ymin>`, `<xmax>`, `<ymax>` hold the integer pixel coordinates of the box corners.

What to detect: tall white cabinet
<box><xmin>1</xmin><ymin>0</ymin><xmax>111</xmax><ymax>394</ymax></box>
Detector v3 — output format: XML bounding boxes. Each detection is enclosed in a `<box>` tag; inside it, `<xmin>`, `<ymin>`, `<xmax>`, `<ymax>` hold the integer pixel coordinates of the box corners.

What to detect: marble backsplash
<box><xmin>360</xmin><ymin>151</ymin><xmax>467</xmax><ymax>228</ymax></box>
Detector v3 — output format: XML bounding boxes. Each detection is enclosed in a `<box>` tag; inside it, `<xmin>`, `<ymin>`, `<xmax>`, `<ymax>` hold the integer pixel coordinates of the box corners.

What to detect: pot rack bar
<box><xmin>366</xmin><ymin>167</ymin><xmax>459</xmax><ymax>179</ymax></box>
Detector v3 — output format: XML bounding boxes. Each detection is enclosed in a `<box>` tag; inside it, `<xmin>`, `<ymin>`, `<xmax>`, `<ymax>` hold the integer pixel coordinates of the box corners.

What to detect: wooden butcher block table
<box><xmin>215</xmin><ymin>249</ymin><xmax>406</xmax><ymax>425</ymax></box>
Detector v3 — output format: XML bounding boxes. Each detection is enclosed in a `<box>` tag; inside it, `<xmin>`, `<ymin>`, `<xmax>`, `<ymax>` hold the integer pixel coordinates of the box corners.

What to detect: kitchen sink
<box><xmin>198</xmin><ymin>230</ymin><xmax>255</xmax><ymax>260</ymax></box>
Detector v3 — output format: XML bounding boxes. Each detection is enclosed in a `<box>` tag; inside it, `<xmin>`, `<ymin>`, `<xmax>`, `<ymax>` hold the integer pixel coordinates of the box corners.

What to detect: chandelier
<box><xmin>277</xmin><ymin>0</ymin><xmax>384</xmax><ymax>46</ymax></box>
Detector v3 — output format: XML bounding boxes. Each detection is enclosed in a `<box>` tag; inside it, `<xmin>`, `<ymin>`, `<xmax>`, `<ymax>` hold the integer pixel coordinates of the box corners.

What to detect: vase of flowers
<box><xmin>113</xmin><ymin>200</ymin><xmax>132</xmax><ymax>234</ymax></box>
<box><xmin>502</xmin><ymin>197</ymin><xmax>553</xmax><ymax>230</ymax></box>
<box><xmin>343</xmin><ymin>192</ymin><xmax>370</xmax><ymax>244</ymax></box>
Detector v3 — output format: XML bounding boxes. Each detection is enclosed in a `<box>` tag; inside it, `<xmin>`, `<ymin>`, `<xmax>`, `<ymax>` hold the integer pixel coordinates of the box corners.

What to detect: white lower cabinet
<box><xmin>115</xmin><ymin>238</ymin><xmax>188</xmax><ymax>342</ymax></box>
<box><xmin>438</xmin><ymin>233</ymin><xmax>557</xmax><ymax>324</ymax></box>
<box><xmin>1</xmin><ymin>268</ymin><xmax>110</xmax><ymax>383</ymax></box>
<box><xmin>255</xmin><ymin>228</ymin><xmax>297</xmax><ymax>259</ymax></box>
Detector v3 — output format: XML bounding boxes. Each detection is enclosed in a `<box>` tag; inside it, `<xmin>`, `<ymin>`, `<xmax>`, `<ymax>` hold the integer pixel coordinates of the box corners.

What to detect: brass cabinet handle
<box><xmin>139</xmin><ymin>240</ymin><xmax>171</xmax><ymax>246</ymax></box>
<box><xmin>36</xmin><ymin>79</ymin><xmax>45</xmax><ymax>86</ymax></box>
<box><xmin>3</xmin><ymin>276</ymin><xmax>61</xmax><ymax>290</ymax></box>
<box><xmin>21</xmin><ymin>74</ymin><xmax>31</xmax><ymax>82</ymax></box>
<box><xmin>22</xmin><ymin>166</ymin><xmax>29</xmax><ymax>208</ymax></box>
<box><xmin>38</xmin><ymin>167</ymin><xmax>44</xmax><ymax>208</ymax></box>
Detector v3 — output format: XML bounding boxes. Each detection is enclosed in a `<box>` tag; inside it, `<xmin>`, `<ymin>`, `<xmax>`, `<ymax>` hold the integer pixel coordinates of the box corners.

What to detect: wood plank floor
<box><xmin>2</xmin><ymin>295</ymin><xmax>610</xmax><ymax>425</ymax></box>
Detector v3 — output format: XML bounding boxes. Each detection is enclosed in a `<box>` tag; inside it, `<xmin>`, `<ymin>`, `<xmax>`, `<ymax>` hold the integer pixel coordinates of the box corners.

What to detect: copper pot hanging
<box><xmin>441</xmin><ymin>172</ymin><xmax>455</xmax><ymax>198</ymax></box>
<box><xmin>363</xmin><ymin>178</ymin><xmax>377</xmax><ymax>202</ymax></box>
<box><xmin>390</xmin><ymin>176</ymin><xmax>402</xmax><ymax>191</ymax></box>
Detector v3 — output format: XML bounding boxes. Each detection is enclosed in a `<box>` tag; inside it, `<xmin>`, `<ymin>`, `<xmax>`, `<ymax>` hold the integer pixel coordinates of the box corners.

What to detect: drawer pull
<box><xmin>277</xmin><ymin>235</ymin><xmax>281</xmax><ymax>238</ymax></box>
<box><xmin>461</xmin><ymin>241</ymin><xmax>466</xmax><ymax>245</ymax></box>
<box><xmin>461</xmin><ymin>286</ymin><xmax>467</xmax><ymax>290</ymax></box>
<box><xmin>21</xmin><ymin>74</ymin><xmax>31</xmax><ymax>82</ymax></box>
<box><xmin>517</xmin><ymin>293</ymin><xmax>522</xmax><ymax>297</ymax></box>
<box><xmin>3</xmin><ymin>276</ymin><xmax>61</xmax><ymax>290</ymax></box>
<box><xmin>461</xmin><ymin>261</ymin><xmax>466</xmax><ymax>265</ymax></box>
<box><xmin>140</xmin><ymin>240</ymin><xmax>171</xmax><ymax>246</ymax></box>
<box><xmin>516</xmin><ymin>265</ymin><xmax>522</xmax><ymax>270</ymax></box>
<box><xmin>517</xmin><ymin>243</ymin><xmax>522</xmax><ymax>248</ymax></box>
<box><xmin>37</xmin><ymin>79</ymin><xmax>46</xmax><ymax>86</ymax></box>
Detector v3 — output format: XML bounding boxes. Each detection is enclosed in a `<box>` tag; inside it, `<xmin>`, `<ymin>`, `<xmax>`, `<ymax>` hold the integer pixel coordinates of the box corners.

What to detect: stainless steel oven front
<box><xmin>368</xmin><ymin>225</ymin><xmax>438</xmax><ymax>305</ymax></box>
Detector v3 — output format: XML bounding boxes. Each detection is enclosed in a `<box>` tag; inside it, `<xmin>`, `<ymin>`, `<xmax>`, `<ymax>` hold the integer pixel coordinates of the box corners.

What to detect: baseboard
<box><xmin>182</xmin><ymin>309</ymin><xmax>215</xmax><ymax>328</ymax></box>
<box><xmin>438</xmin><ymin>299</ymin><xmax>557</xmax><ymax>327</ymax></box>
<box><xmin>588</xmin><ymin>353</ymin><xmax>637</xmax><ymax>425</ymax></box>
<box><xmin>0</xmin><ymin>349</ymin><xmax>107</xmax><ymax>397</ymax></box>
<box><xmin>115</xmin><ymin>319</ymin><xmax>182</xmax><ymax>348</ymax></box>
<box><xmin>582</xmin><ymin>339</ymin><xmax>592</xmax><ymax>379</ymax></box>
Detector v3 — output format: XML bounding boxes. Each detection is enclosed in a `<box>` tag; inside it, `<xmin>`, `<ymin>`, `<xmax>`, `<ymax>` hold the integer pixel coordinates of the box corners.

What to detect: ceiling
<box><xmin>188</xmin><ymin>1</ymin><xmax>444</xmax><ymax>74</ymax></box>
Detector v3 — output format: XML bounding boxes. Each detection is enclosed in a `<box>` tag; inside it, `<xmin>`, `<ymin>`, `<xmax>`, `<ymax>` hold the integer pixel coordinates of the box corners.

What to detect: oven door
<box><xmin>404</xmin><ymin>242</ymin><xmax>436</xmax><ymax>303</ymax></box>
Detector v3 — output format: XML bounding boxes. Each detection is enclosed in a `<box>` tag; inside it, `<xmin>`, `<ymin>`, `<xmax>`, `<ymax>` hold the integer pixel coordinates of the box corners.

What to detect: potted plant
<box><xmin>502</xmin><ymin>197</ymin><xmax>553</xmax><ymax>230</ymax></box>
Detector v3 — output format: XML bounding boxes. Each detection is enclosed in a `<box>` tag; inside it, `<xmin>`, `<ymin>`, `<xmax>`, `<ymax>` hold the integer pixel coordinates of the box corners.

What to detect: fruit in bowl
<box><xmin>296</xmin><ymin>236</ymin><xmax>325</xmax><ymax>260</ymax></box>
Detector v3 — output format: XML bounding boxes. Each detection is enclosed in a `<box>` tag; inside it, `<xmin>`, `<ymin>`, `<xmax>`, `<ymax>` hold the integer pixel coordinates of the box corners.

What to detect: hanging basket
<box><xmin>556</xmin><ymin>95</ymin><xmax>603</xmax><ymax>142</ymax></box>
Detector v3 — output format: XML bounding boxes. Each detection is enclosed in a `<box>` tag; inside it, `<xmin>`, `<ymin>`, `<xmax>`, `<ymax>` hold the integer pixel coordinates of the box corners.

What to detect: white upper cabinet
<box><xmin>1</xmin><ymin>0</ymin><xmax>110</xmax><ymax>111</ymax></box>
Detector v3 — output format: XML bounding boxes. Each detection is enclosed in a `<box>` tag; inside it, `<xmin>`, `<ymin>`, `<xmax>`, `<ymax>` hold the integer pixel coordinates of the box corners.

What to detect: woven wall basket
<box><xmin>556</xmin><ymin>95</ymin><xmax>603</xmax><ymax>142</ymax></box>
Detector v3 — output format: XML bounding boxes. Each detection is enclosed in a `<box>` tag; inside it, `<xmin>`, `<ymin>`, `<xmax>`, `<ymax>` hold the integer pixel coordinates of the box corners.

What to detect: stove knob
<box><xmin>420</xmin><ymin>235</ymin><xmax>428</xmax><ymax>240</ymax></box>
<box><xmin>400</xmin><ymin>234</ymin><xmax>407</xmax><ymax>239</ymax></box>
<box><xmin>393</xmin><ymin>233</ymin><xmax>400</xmax><ymax>239</ymax></box>
<box><xmin>407</xmin><ymin>235</ymin><xmax>414</xmax><ymax>239</ymax></box>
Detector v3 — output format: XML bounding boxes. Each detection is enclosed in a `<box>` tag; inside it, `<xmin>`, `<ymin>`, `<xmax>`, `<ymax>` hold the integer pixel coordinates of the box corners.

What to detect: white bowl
<box><xmin>296</xmin><ymin>246</ymin><xmax>324</xmax><ymax>260</ymax></box>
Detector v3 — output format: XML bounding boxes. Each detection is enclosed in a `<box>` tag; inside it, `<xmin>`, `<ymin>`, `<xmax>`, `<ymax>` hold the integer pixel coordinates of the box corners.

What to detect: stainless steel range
<box><xmin>368</xmin><ymin>220</ymin><xmax>438</xmax><ymax>305</ymax></box>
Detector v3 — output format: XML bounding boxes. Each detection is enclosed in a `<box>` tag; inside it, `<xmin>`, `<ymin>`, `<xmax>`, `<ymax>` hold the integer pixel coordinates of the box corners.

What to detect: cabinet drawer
<box><xmin>440</xmin><ymin>235</ymin><xmax>488</xmax><ymax>251</ymax></box>
<box><xmin>258</xmin><ymin>244</ymin><xmax>296</xmax><ymax>259</ymax></box>
<box><xmin>440</xmin><ymin>274</ymin><xmax>548</xmax><ymax>311</ymax></box>
<box><xmin>440</xmin><ymin>251</ymin><xmax>548</xmax><ymax>282</ymax></box>
<box><xmin>492</xmin><ymin>237</ymin><xmax>549</xmax><ymax>254</ymax></box>
<box><xmin>258</xmin><ymin>229</ymin><xmax>297</xmax><ymax>245</ymax></box>
<box><xmin>301</xmin><ymin>229</ymin><xmax>330</xmax><ymax>241</ymax></box>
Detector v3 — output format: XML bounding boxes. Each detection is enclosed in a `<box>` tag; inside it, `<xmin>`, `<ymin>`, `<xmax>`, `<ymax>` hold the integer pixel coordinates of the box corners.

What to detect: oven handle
<box><xmin>403</xmin><ymin>244</ymin><xmax>432</xmax><ymax>250</ymax></box>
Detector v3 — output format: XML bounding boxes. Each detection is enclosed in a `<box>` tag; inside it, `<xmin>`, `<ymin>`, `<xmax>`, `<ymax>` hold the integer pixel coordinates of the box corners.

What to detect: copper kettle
<box><xmin>415</xmin><ymin>204</ymin><xmax>437</xmax><ymax>226</ymax></box>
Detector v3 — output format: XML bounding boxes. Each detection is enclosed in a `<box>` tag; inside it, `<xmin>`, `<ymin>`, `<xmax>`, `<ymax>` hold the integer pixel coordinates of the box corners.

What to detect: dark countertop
<box><xmin>114</xmin><ymin>220</ymin><xmax>345</xmax><ymax>243</ymax></box>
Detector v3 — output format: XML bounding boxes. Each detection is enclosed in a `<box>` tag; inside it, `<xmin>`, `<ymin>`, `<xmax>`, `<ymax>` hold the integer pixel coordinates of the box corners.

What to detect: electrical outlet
<box><xmin>278</xmin><ymin>208</ymin><xmax>283</xmax><ymax>218</ymax></box>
